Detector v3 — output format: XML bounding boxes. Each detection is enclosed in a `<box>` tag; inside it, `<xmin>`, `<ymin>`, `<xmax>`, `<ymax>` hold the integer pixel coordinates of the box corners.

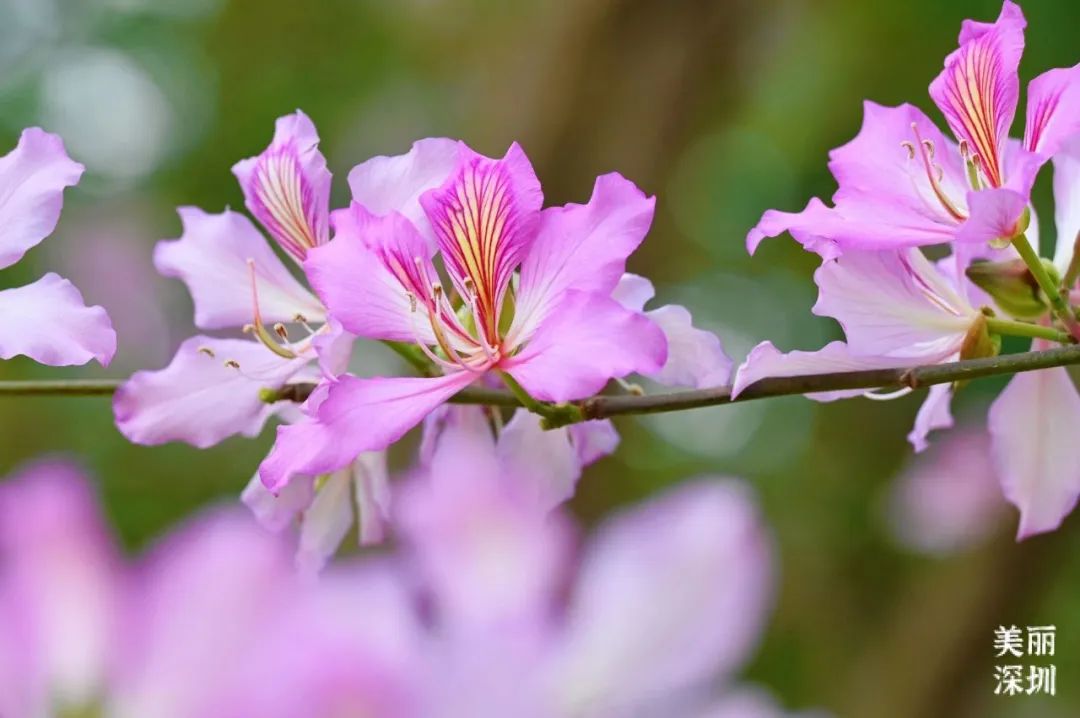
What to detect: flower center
<box><xmin>901</xmin><ymin>124</ymin><xmax>968</xmax><ymax>223</ymax></box>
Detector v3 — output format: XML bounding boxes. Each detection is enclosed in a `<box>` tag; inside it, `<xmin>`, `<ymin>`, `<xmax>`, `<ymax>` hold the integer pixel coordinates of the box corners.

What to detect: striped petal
<box><xmin>233</xmin><ymin>111</ymin><xmax>331</xmax><ymax>261</ymax></box>
<box><xmin>928</xmin><ymin>0</ymin><xmax>1025</xmax><ymax>189</ymax></box>
<box><xmin>419</xmin><ymin>143</ymin><xmax>542</xmax><ymax>345</ymax></box>
<box><xmin>1024</xmin><ymin>62</ymin><xmax>1080</xmax><ymax>158</ymax></box>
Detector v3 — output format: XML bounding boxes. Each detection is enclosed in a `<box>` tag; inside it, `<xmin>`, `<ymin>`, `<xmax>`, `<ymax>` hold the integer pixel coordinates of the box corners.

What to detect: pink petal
<box><xmin>0</xmin><ymin>273</ymin><xmax>115</xmax><ymax>366</ymax></box>
<box><xmin>258</xmin><ymin>371</ymin><xmax>475</xmax><ymax>492</ymax></box>
<box><xmin>419</xmin><ymin>142</ymin><xmax>542</xmax><ymax>341</ymax></box>
<box><xmin>907</xmin><ymin>383</ymin><xmax>955</xmax><ymax>453</ymax></box>
<box><xmin>353</xmin><ymin>452</ymin><xmax>393</xmax><ymax>547</ymax></box>
<box><xmin>553</xmin><ymin>480</ymin><xmax>773</xmax><ymax>713</ymax></box>
<box><xmin>114</xmin><ymin>336</ymin><xmax>309</xmax><ymax>448</ymax></box>
<box><xmin>732</xmin><ymin>341</ymin><xmax>908</xmax><ymax>401</ymax></box>
<box><xmin>504</xmin><ymin>291</ymin><xmax>666</xmax><ymax>403</ymax></box>
<box><xmin>307</xmin><ymin>204</ymin><xmax>438</xmax><ymax>344</ymax></box>
<box><xmin>812</xmin><ymin>250</ymin><xmax>974</xmax><ymax>360</ymax></box>
<box><xmin>1052</xmin><ymin>136</ymin><xmax>1080</xmax><ymax>273</ymax></box>
<box><xmin>496</xmin><ymin>410</ymin><xmax>593</xmax><ymax>510</ymax></box>
<box><xmin>232</xmin><ymin>110</ymin><xmax>331</xmax><ymax>260</ymax></box>
<box><xmin>0</xmin><ymin>128</ymin><xmax>84</xmax><ymax>270</ymax></box>
<box><xmin>346</xmin><ymin>137</ymin><xmax>459</xmax><ymax>245</ymax></box>
<box><xmin>953</xmin><ymin>187</ymin><xmax>1029</xmax><ymax>244</ymax></box>
<box><xmin>513</xmin><ymin>173</ymin><xmax>654</xmax><ymax>336</ymax></box>
<box><xmin>646</xmin><ymin>304</ymin><xmax>731</xmax><ymax>388</ymax></box>
<box><xmin>155</xmin><ymin>207</ymin><xmax>324</xmax><ymax>330</ymax></box>
<box><xmin>988</xmin><ymin>367</ymin><xmax>1080</xmax><ymax>539</ymax></box>
<box><xmin>1025</xmin><ymin>62</ymin><xmax>1080</xmax><ymax>157</ymax></box>
<box><xmin>568</xmin><ymin>419</ymin><xmax>620</xmax><ymax>467</ymax></box>
<box><xmin>929</xmin><ymin>0</ymin><xmax>1025</xmax><ymax>189</ymax></box>
<box><xmin>748</xmin><ymin>103</ymin><xmax>969</xmax><ymax>254</ymax></box>
<box><xmin>241</xmin><ymin>472</ymin><xmax>315</xmax><ymax>533</ymax></box>
<box><xmin>610</xmin><ymin>272</ymin><xmax>656</xmax><ymax>313</ymax></box>
<box><xmin>296</xmin><ymin>469</ymin><xmax>356</xmax><ymax>575</ymax></box>
<box><xmin>0</xmin><ymin>461</ymin><xmax>120</xmax><ymax>715</ymax></box>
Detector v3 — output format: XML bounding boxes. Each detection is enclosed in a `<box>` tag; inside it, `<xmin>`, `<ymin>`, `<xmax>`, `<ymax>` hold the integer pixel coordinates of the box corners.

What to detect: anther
<box><xmin>273</xmin><ymin>323</ymin><xmax>289</xmax><ymax>341</ymax></box>
<box><xmin>293</xmin><ymin>313</ymin><xmax>308</xmax><ymax>324</ymax></box>
<box><xmin>407</xmin><ymin>292</ymin><xmax>418</xmax><ymax>313</ymax></box>
<box><xmin>224</xmin><ymin>359</ymin><xmax>241</xmax><ymax>370</ymax></box>
<box><xmin>900</xmin><ymin>141</ymin><xmax>916</xmax><ymax>160</ymax></box>
<box><xmin>921</xmin><ymin>139</ymin><xmax>935</xmax><ymax>160</ymax></box>
<box><xmin>198</xmin><ymin>347</ymin><xmax>216</xmax><ymax>358</ymax></box>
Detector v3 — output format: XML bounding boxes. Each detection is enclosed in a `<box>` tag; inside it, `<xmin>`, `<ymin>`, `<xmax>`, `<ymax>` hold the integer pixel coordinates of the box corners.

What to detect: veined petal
<box><xmin>504</xmin><ymin>290</ymin><xmax>666</xmax><ymax>403</ymax></box>
<box><xmin>989</xmin><ymin>365</ymin><xmax>1080</xmax><ymax>539</ymax></box>
<box><xmin>907</xmin><ymin>383</ymin><xmax>955</xmax><ymax>453</ymax></box>
<box><xmin>346</xmin><ymin>137</ymin><xmax>459</xmax><ymax>245</ymax></box>
<box><xmin>309</xmin><ymin>204</ymin><xmax>440</xmax><ymax>345</ymax></box>
<box><xmin>954</xmin><ymin>187</ymin><xmax>1028</xmax><ymax>244</ymax></box>
<box><xmin>1025</xmin><ymin>63</ymin><xmax>1080</xmax><ymax>157</ymax></box>
<box><xmin>732</xmin><ymin>341</ymin><xmax>911</xmax><ymax>402</ymax></box>
<box><xmin>155</xmin><ymin>207</ymin><xmax>324</xmax><ymax>330</ymax></box>
<box><xmin>928</xmin><ymin>0</ymin><xmax>1025</xmax><ymax>189</ymax></box>
<box><xmin>512</xmin><ymin>173</ymin><xmax>654</xmax><ymax>338</ymax></box>
<box><xmin>258</xmin><ymin>372</ymin><xmax>476</xmax><ymax>492</ymax></box>
<box><xmin>0</xmin><ymin>128</ymin><xmax>84</xmax><ymax>270</ymax></box>
<box><xmin>114</xmin><ymin>336</ymin><xmax>309</xmax><ymax>448</ymax></box>
<box><xmin>232</xmin><ymin>110</ymin><xmax>331</xmax><ymax>260</ymax></box>
<box><xmin>420</xmin><ymin>142</ymin><xmax>542</xmax><ymax>344</ymax></box>
<box><xmin>747</xmin><ymin>103</ymin><xmax>969</xmax><ymax>255</ymax></box>
<box><xmin>553</xmin><ymin>480</ymin><xmax>773</xmax><ymax>715</ymax></box>
<box><xmin>812</xmin><ymin>249</ymin><xmax>975</xmax><ymax>360</ymax></box>
<box><xmin>0</xmin><ymin>273</ymin><xmax>115</xmax><ymax>367</ymax></box>
<box><xmin>1052</xmin><ymin>136</ymin><xmax>1080</xmax><ymax>274</ymax></box>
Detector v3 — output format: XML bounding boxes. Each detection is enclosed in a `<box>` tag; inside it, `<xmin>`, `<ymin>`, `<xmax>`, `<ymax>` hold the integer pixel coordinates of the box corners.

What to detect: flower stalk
<box><xmin>1011</xmin><ymin>232</ymin><xmax>1080</xmax><ymax>340</ymax></box>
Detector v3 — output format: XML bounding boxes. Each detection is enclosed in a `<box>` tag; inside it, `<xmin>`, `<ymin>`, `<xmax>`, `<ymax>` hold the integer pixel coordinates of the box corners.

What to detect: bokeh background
<box><xmin>1</xmin><ymin>0</ymin><xmax>1079</xmax><ymax>716</ymax></box>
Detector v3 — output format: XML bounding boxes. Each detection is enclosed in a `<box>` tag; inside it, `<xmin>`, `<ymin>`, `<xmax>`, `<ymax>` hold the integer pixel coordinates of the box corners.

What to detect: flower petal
<box><xmin>114</xmin><ymin>336</ymin><xmax>309</xmax><ymax>448</ymax></box>
<box><xmin>505</xmin><ymin>290</ymin><xmax>666</xmax><ymax>403</ymax></box>
<box><xmin>346</xmin><ymin>137</ymin><xmax>460</xmax><ymax>244</ymax></box>
<box><xmin>929</xmin><ymin>0</ymin><xmax>1025</xmax><ymax>189</ymax></box>
<box><xmin>569</xmin><ymin>419</ymin><xmax>620</xmax><ymax>467</ymax></box>
<box><xmin>353</xmin><ymin>452</ymin><xmax>392</xmax><ymax>546</ymax></box>
<box><xmin>497</xmin><ymin>410</ymin><xmax>593</xmax><ymax>510</ymax></box>
<box><xmin>1025</xmin><ymin>62</ymin><xmax>1080</xmax><ymax>157</ymax></box>
<box><xmin>258</xmin><ymin>371</ymin><xmax>475</xmax><ymax>492</ymax></box>
<box><xmin>645</xmin><ymin>304</ymin><xmax>731</xmax><ymax>388</ymax></box>
<box><xmin>0</xmin><ymin>273</ymin><xmax>115</xmax><ymax>366</ymax></box>
<box><xmin>0</xmin><ymin>128</ymin><xmax>84</xmax><ymax>270</ymax></box>
<box><xmin>953</xmin><ymin>187</ymin><xmax>1028</xmax><ymax>244</ymax></box>
<box><xmin>988</xmin><ymin>365</ymin><xmax>1080</xmax><ymax>538</ymax></box>
<box><xmin>907</xmin><ymin>383</ymin><xmax>955</xmax><ymax>453</ymax></box>
<box><xmin>610</xmin><ymin>272</ymin><xmax>656</xmax><ymax>313</ymax></box>
<box><xmin>748</xmin><ymin>103</ymin><xmax>969</xmax><ymax>254</ymax></box>
<box><xmin>553</xmin><ymin>480</ymin><xmax>773</xmax><ymax>714</ymax></box>
<box><xmin>307</xmin><ymin>204</ymin><xmax>438</xmax><ymax>344</ymax></box>
<box><xmin>296</xmin><ymin>469</ymin><xmax>355</xmax><ymax>575</ymax></box>
<box><xmin>241</xmin><ymin>472</ymin><xmax>315</xmax><ymax>533</ymax></box>
<box><xmin>812</xmin><ymin>249</ymin><xmax>974</xmax><ymax>360</ymax></box>
<box><xmin>512</xmin><ymin>173</ymin><xmax>654</xmax><ymax>337</ymax></box>
<box><xmin>732</xmin><ymin>341</ymin><xmax>907</xmax><ymax>401</ymax></box>
<box><xmin>154</xmin><ymin>207</ymin><xmax>324</xmax><ymax>330</ymax></box>
<box><xmin>420</xmin><ymin>142</ymin><xmax>542</xmax><ymax>344</ymax></box>
<box><xmin>232</xmin><ymin>110</ymin><xmax>330</xmax><ymax>260</ymax></box>
<box><xmin>1052</xmin><ymin>136</ymin><xmax>1080</xmax><ymax>274</ymax></box>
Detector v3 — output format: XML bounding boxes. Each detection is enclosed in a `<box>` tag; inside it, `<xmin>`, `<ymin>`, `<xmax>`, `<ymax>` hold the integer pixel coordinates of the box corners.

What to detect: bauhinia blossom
<box><xmin>112</xmin><ymin>111</ymin><xmax>391</xmax><ymax>562</ymax></box>
<box><xmin>0</xmin><ymin>128</ymin><xmax>115</xmax><ymax>367</ymax></box>
<box><xmin>259</xmin><ymin>138</ymin><xmax>729</xmax><ymax>491</ymax></box>
<box><xmin>748</xmin><ymin>1</ymin><xmax>1080</xmax><ymax>257</ymax></box>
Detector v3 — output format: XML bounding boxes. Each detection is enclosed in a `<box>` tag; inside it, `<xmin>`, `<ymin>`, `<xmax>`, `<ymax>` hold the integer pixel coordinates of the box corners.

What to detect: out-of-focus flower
<box><xmin>886</xmin><ymin>427</ymin><xmax>1007</xmax><ymax>554</ymax></box>
<box><xmin>0</xmin><ymin>450</ymin><xmax>808</xmax><ymax>717</ymax></box>
<box><xmin>0</xmin><ymin>128</ymin><xmax>115</xmax><ymax>367</ymax></box>
<box><xmin>734</xmin><ymin>248</ymin><xmax>983</xmax><ymax>452</ymax></box>
<box><xmin>747</xmin><ymin>1</ymin><xmax>1080</xmax><ymax>257</ymax></box>
<box><xmin>259</xmin><ymin>138</ymin><xmax>728</xmax><ymax>492</ymax></box>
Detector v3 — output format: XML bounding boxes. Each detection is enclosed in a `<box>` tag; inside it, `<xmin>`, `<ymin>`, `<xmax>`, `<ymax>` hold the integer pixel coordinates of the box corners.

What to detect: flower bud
<box><xmin>965</xmin><ymin>258</ymin><xmax>1057</xmax><ymax>319</ymax></box>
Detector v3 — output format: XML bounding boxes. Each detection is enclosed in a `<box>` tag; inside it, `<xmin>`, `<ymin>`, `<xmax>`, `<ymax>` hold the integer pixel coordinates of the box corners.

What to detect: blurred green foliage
<box><xmin>1</xmin><ymin>1</ymin><xmax>1079</xmax><ymax>716</ymax></box>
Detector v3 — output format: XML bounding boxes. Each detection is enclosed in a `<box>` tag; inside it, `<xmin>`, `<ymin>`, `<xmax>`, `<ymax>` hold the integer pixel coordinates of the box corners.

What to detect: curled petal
<box><xmin>907</xmin><ymin>383</ymin><xmax>955</xmax><ymax>453</ymax></box>
<box><xmin>155</xmin><ymin>207</ymin><xmax>324</xmax><ymax>330</ymax></box>
<box><xmin>610</xmin><ymin>272</ymin><xmax>656</xmax><ymax>313</ymax></box>
<box><xmin>346</xmin><ymin>137</ymin><xmax>459</xmax><ymax>244</ymax></box>
<box><xmin>553</xmin><ymin>480</ymin><xmax>773</xmax><ymax>714</ymax></box>
<box><xmin>114</xmin><ymin>337</ymin><xmax>309</xmax><ymax>448</ymax></box>
<box><xmin>989</xmin><ymin>365</ymin><xmax>1080</xmax><ymax>539</ymax></box>
<box><xmin>732</xmin><ymin>341</ymin><xmax>908</xmax><ymax>402</ymax></box>
<box><xmin>929</xmin><ymin>0</ymin><xmax>1025</xmax><ymax>189</ymax></box>
<box><xmin>0</xmin><ymin>128</ymin><xmax>84</xmax><ymax>270</ymax></box>
<box><xmin>568</xmin><ymin>419</ymin><xmax>620</xmax><ymax>467</ymax></box>
<box><xmin>954</xmin><ymin>188</ymin><xmax>1029</xmax><ymax>245</ymax></box>
<box><xmin>0</xmin><ymin>273</ymin><xmax>115</xmax><ymax>367</ymax></box>
<box><xmin>513</xmin><ymin>173</ymin><xmax>655</xmax><ymax>337</ymax></box>
<box><xmin>232</xmin><ymin>110</ymin><xmax>331</xmax><ymax>260</ymax></box>
<box><xmin>258</xmin><ymin>372</ymin><xmax>476</xmax><ymax>492</ymax></box>
<box><xmin>241</xmin><ymin>472</ymin><xmax>315</xmax><ymax>533</ymax></box>
<box><xmin>645</xmin><ymin>304</ymin><xmax>731</xmax><ymax>388</ymax></box>
<box><xmin>505</xmin><ymin>291</ymin><xmax>666</xmax><ymax>403</ymax></box>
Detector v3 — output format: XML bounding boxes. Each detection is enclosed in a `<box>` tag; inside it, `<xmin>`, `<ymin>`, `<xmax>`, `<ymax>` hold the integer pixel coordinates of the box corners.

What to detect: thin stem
<box><xmin>10</xmin><ymin>344</ymin><xmax>1080</xmax><ymax>423</ymax></box>
<box><xmin>1012</xmin><ymin>233</ymin><xmax>1080</xmax><ymax>340</ymax></box>
<box><xmin>498</xmin><ymin>371</ymin><xmax>583</xmax><ymax>428</ymax></box>
<box><xmin>498</xmin><ymin>371</ymin><xmax>547</xmax><ymax>414</ymax></box>
<box><xmin>984</xmin><ymin>317</ymin><xmax>1071</xmax><ymax>343</ymax></box>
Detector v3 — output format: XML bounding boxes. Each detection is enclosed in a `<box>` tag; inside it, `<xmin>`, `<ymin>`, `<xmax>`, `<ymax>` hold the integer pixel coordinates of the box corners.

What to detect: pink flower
<box><xmin>0</xmin><ymin>128</ymin><xmax>115</xmax><ymax>367</ymax></box>
<box><xmin>259</xmin><ymin>139</ymin><xmax>728</xmax><ymax>491</ymax></box>
<box><xmin>734</xmin><ymin>247</ymin><xmax>983</xmax><ymax>451</ymax></box>
<box><xmin>748</xmin><ymin>1</ymin><xmax>1080</xmax><ymax>257</ymax></box>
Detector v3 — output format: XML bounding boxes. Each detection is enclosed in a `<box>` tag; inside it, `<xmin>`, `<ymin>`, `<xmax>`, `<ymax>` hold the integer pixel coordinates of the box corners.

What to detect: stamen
<box><xmin>246</xmin><ymin>258</ymin><xmax>298</xmax><ymax>360</ymax></box>
<box><xmin>909</xmin><ymin>123</ymin><xmax>967</xmax><ymax>222</ymax></box>
<box><xmin>273</xmin><ymin>323</ymin><xmax>289</xmax><ymax>341</ymax></box>
<box><xmin>224</xmin><ymin>359</ymin><xmax>241</xmax><ymax>370</ymax></box>
<box><xmin>900</xmin><ymin>141</ymin><xmax>916</xmax><ymax>159</ymax></box>
<box><xmin>864</xmin><ymin>387</ymin><xmax>914</xmax><ymax>401</ymax></box>
<box><xmin>198</xmin><ymin>346</ymin><xmax>216</xmax><ymax>358</ymax></box>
